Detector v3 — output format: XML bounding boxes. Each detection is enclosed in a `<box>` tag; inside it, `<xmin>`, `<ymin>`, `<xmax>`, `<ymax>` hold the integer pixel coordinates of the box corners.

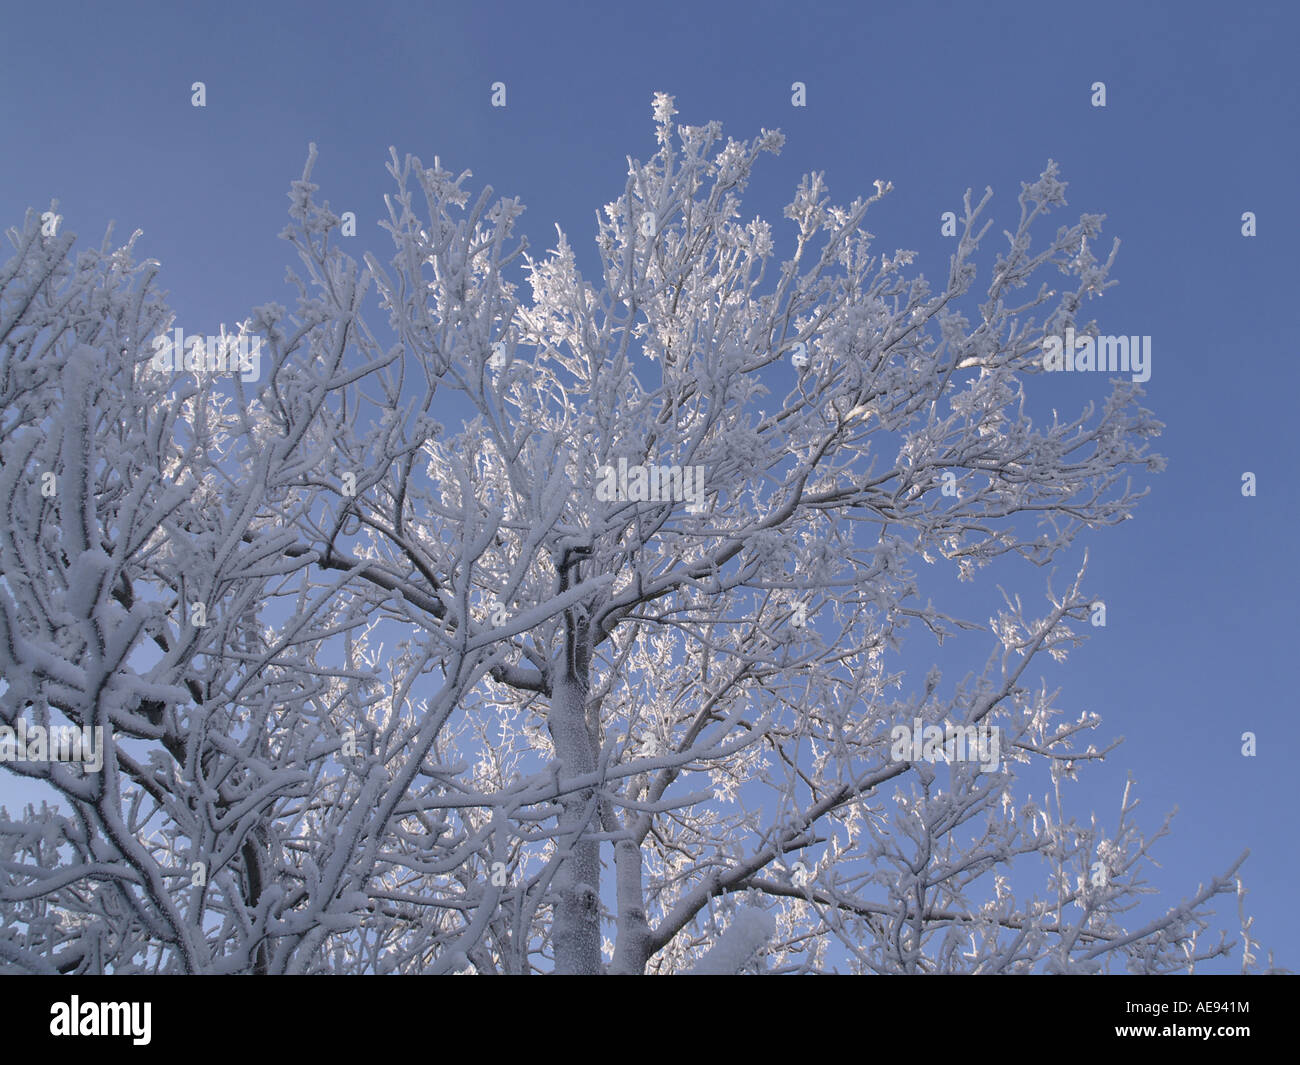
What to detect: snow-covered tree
<box><xmin>0</xmin><ymin>95</ymin><xmax>1277</xmax><ymax>974</ymax></box>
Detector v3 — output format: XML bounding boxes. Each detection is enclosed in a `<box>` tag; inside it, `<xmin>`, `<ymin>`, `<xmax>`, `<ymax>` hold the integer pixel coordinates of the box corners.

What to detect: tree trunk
<box><xmin>548</xmin><ymin>670</ymin><xmax>603</xmax><ymax>974</ymax></box>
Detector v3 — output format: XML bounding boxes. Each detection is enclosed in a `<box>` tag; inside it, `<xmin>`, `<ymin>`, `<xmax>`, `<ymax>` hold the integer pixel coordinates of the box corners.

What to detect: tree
<box><xmin>0</xmin><ymin>94</ymin><xmax>1277</xmax><ymax>974</ymax></box>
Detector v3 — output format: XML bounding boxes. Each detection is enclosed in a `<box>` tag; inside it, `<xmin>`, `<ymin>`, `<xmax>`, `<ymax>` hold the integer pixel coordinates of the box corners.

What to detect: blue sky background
<box><xmin>1</xmin><ymin>0</ymin><xmax>1296</xmax><ymax>971</ymax></box>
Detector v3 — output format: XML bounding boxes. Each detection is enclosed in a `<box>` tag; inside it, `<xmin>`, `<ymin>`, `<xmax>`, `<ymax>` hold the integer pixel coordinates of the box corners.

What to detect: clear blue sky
<box><xmin>2</xmin><ymin>0</ymin><xmax>1296</xmax><ymax>971</ymax></box>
